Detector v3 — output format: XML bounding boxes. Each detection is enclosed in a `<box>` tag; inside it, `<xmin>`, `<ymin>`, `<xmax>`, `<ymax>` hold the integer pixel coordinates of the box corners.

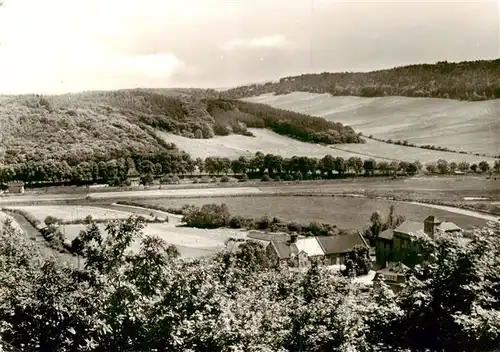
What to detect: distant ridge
<box><xmin>221</xmin><ymin>59</ymin><xmax>500</xmax><ymax>102</ymax></box>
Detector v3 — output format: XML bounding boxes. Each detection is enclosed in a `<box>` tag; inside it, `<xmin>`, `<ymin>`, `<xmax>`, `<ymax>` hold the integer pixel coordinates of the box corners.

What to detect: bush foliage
<box><xmin>0</xmin><ymin>215</ymin><xmax>499</xmax><ymax>351</ymax></box>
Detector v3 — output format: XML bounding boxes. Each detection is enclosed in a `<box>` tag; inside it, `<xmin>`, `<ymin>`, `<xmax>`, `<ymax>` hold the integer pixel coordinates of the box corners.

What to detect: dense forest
<box><xmin>0</xmin><ymin>90</ymin><xmax>361</xmax><ymax>169</ymax></box>
<box><xmin>0</xmin><ymin>216</ymin><xmax>499</xmax><ymax>351</ymax></box>
<box><xmin>221</xmin><ymin>59</ymin><xmax>500</xmax><ymax>101</ymax></box>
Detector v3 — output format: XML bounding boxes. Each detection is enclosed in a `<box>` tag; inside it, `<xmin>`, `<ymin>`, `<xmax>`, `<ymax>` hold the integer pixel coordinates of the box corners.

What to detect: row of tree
<box><xmin>202</xmin><ymin>153</ymin><xmax>498</xmax><ymax>178</ymax></box>
<box><xmin>202</xmin><ymin>152</ymin><xmax>421</xmax><ymax>177</ymax></box>
<box><xmin>0</xmin><ymin>216</ymin><xmax>499</xmax><ymax>351</ymax></box>
<box><xmin>2</xmin><ymin>149</ymin><xmax>497</xmax><ymax>185</ymax></box>
<box><xmin>425</xmin><ymin>159</ymin><xmax>499</xmax><ymax>174</ymax></box>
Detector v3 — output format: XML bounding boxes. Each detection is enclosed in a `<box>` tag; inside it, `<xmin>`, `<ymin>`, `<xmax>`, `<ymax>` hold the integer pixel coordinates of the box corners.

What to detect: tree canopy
<box><xmin>0</xmin><ymin>214</ymin><xmax>499</xmax><ymax>351</ymax></box>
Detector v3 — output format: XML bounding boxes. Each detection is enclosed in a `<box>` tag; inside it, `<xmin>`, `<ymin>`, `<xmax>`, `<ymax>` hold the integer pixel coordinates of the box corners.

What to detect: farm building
<box><xmin>376</xmin><ymin>215</ymin><xmax>464</xmax><ymax>268</ymax></box>
<box><xmin>316</xmin><ymin>232</ymin><xmax>369</xmax><ymax>265</ymax></box>
<box><xmin>126</xmin><ymin>168</ymin><xmax>141</xmax><ymax>187</ymax></box>
<box><xmin>266</xmin><ymin>232</ymin><xmax>369</xmax><ymax>269</ymax></box>
<box><xmin>7</xmin><ymin>181</ymin><xmax>25</xmax><ymax>194</ymax></box>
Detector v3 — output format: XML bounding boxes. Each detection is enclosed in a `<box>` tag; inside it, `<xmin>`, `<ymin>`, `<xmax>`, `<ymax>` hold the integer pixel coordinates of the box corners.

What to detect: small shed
<box><xmin>7</xmin><ymin>181</ymin><xmax>25</xmax><ymax>194</ymax></box>
<box><xmin>126</xmin><ymin>168</ymin><xmax>141</xmax><ymax>187</ymax></box>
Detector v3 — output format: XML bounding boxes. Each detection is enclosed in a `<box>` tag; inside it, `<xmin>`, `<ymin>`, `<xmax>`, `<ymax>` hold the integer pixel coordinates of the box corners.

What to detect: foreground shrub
<box><xmin>0</xmin><ymin>217</ymin><xmax>499</xmax><ymax>351</ymax></box>
<box><xmin>220</xmin><ymin>175</ymin><xmax>230</xmax><ymax>183</ymax></box>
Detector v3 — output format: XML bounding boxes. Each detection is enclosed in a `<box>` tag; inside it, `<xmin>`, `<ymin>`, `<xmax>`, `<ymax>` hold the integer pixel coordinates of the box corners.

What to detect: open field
<box><xmin>141</xmin><ymin>195</ymin><xmax>490</xmax><ymax>231</ymax></box>
<box><xmin>157</xmin><ymin>129</ymin><xmax>360</xmax><ymax>159</ymax></box>
<box><xmin>59</xmin><ymin>222</ymin><xmax>248</xmax><ymax>259</ymax></box>
<box><xmin>0</xmin><ymin>176</ymin><xmax>498</xmax><ymax>206</ymax></box>
<box><xmin>4</xmin><ymin>205</ymin><xmax>154</xmax><ymax>223</ymax></box>
<box><xmin>331</xmin><ymin>139</ymin><xmax>498</xmax><ymax>163</ymax></box>
<box><xmin>242</xmin><ymin>93</ymin><xmax>500</xmax><ymax>156</ymax></box>
<box><xmin>159</xmin><ymin>128</ymin><xmax>498</xmax><ymax>163</ymax></box>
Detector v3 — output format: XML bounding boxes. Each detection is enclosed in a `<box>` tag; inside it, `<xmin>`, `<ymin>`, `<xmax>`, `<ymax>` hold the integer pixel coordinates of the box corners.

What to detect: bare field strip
<box><xmin>0</xmin><ymin>176</ymin><xmax>497</xmax><ymax>206</ymax></box>
<box><xmin>88</xmin><ymin>187</ymin><xmax>263</xmax><ymax>200</ymax></box>
<box><xmin>242</xmin><ymin>92</ymin><xmax>500</xmax><ymax>156</ymax></box>
<box><xmin>4</xmin><ymin>205</ymin><xmax>154</xmax><ymax>223</ymax></box>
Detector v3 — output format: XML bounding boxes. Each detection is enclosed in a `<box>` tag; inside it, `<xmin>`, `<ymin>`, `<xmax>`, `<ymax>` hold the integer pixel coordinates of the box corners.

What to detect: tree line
<box><xmin>2</xmin><ymin>149</ymin><xmax>497</xmax><ymax>186</ymax></box>
<box><xmin>221</xmin><ymin>59</ymin><xmax>500</xmax><ymax>101</ymax></box>
<box><xmin>0</xmin><ymin>216</ymin><xmax>499</xmax><ymax>351</ymax></box>
<box><xmin>0</xmin><ymin>152</ymin><xmax>195</xmax><ymax>186</ymax></box>
<box><xmin>424</xmin><ymin>159</ymin><xmax>498</xmax><ymax>175</ymax></box>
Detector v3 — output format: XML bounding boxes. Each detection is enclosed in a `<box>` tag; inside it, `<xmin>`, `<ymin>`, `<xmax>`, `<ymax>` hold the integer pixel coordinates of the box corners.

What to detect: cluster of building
<box><xmin>265</xmin><ymin>231</ymin><xmax>369</xmax><ymax>268</ymax></box>
<box><xmin>232</xmin><ymin>215</ymin><xmax>466</xmax><ymax>292</ymax></box>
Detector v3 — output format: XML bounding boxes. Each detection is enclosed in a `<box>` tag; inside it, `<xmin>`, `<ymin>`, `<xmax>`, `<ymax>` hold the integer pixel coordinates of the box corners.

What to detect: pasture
<box><xmin>141</xmin><ymin>195</ymin><xmax>489</xmax><ymax>230</ymax></box>
<box><xmin>5</xmin><ymin>205</ymin><xmax>153</xmax><ymax>223</ymax></box>
<box><xmin>242</xmin><ymin>92</ymin><xmax>500</xmax><ymax>156</ymax></box>
<box><xmin>59</xmin><ymin>222</ymin><xmax>248</xmax><ymax>259</ymax></box>
<box><xmin>158</xmin><ymin>128</ymin><xmax>498</xmax><ymax>164</ymax></box>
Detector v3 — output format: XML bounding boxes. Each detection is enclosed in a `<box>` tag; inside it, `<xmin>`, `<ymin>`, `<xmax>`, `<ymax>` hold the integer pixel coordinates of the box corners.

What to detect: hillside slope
<box><xmin>222</xmin><ymin>59</ymin><xmax>500</xmax><ymax>101</ymax></box>
<box><xmin>0</xmin><ymin>90</ymin><xmax>362</xmax><ymax>167</ymax></box>
<box><xmin>158</xmin><ymin>128</ymin><xmax>498</xmax><ymax>164</ymax></box>
<box><xmin>243</xmin><ymin>93</ymin><xmax>500</xmax><ymax>156</ymax></box>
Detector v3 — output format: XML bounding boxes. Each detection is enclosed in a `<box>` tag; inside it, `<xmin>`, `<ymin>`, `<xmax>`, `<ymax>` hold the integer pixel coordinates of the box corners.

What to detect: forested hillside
<box><xmin>222</xmin><ymin>59</ymin><xmax>500</xmax><ymax>101</ymax></box>
<box><xmin>0</xmin><ymin>90</ymin><xmax>361</xmax><ymax>169</ymax></box>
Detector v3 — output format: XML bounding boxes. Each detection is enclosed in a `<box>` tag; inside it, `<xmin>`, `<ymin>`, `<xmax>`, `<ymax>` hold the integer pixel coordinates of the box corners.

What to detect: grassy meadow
<box><xmin>140</xmin><ymin>195</ymin><xmax>489</xmax><ymax>230</ymax></box>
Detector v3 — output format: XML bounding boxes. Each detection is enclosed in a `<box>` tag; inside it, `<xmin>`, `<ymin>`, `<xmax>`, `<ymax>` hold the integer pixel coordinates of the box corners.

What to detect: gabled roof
<box><xmin>437</xmin><ymin>222</ymin><xmax>462</xmax><ymax>232</ymax></box>
<box><xmin>270</xmin><ymin>240</ymin><xmax>299</xmax><ymax>259</ymax></box>
<box><xmin>295</xmin><ymin>237</ymin><xmax>325</xmax><ymax>256</ymax></box>
<box><xmin>394</xmin><ymin>221</ymin><xmax>426</xmax><ymax>237</ymax></box>
<box><xmin>126</xmin><ymin>167</ymin><xmax>140</xmax><ymax>178</ymax></box>
<box><xmin>379</xmin><ymin>229</ymin><xmax>394</xmax><ymax>240</ymax></box>
<box><xmin>316</xmin><ymin>232</ymin><xmax>368</xmax><ymax>255</ymax></box>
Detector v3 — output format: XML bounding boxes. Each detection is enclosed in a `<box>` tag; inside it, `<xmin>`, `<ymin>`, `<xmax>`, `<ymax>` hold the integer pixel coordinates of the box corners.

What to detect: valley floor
<box><xmin>0</xmin><ymin>175</ymin><xmax>497</xmax><ymax>265</ymax></box>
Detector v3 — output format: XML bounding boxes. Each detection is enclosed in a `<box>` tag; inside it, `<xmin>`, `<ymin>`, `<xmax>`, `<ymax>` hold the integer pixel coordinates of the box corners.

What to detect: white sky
<box><xmin>0</xmin><ymin>0</ymin><xmax>498</xmax><ymax>94</ymax></box>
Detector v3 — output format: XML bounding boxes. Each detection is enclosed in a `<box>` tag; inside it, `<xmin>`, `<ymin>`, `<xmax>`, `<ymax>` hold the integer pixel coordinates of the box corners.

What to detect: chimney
<box><xmin>424</xmin><ymin>216</ymin><xmax>438</xmax><ymax>239</ymax></box>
